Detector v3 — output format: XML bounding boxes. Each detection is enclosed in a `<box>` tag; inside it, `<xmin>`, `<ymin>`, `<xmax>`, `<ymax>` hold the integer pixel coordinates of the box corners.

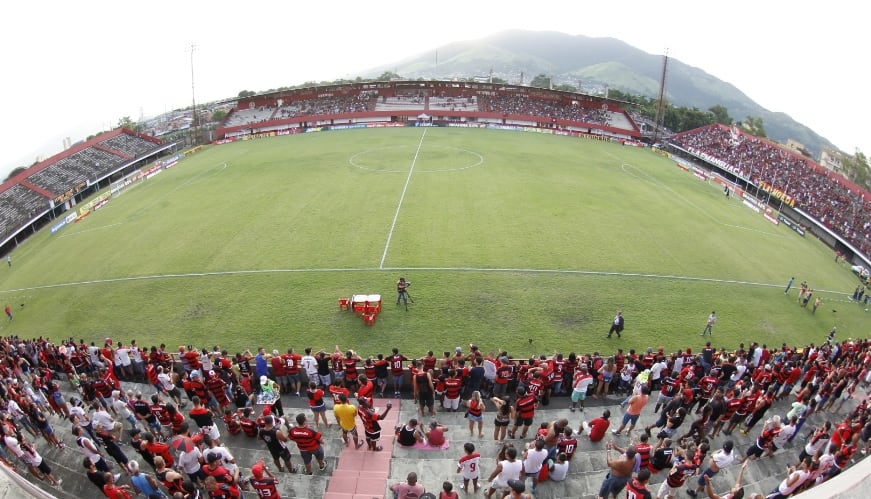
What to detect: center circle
<box><xmin>349</xmin><ymin>145</ymin><xmax>484</xmax><ymax>173</ymax></box>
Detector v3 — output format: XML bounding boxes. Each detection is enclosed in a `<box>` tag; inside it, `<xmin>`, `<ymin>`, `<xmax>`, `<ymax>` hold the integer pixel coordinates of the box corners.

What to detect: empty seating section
<box><xmin>224</xmin><ymin>106</ymin><xmax>273</xmax><ymax>127</ymax></box>
<box><xmin>27</xmin><ymin>148</ymin><xmax>126</xmax><ymax>194</ymax></box>
<box><xmin>374</xmin><ymin>95</ymin><xmax>425</xmax><ymax>111</ymax></box>
<box><xmin>0</xmin><ymin>185</ymin><xmax>48</xmax><ymax>237</ymax></box>
<box><xmin>673</xmin><ymin>125</ymin><xmax>871</xmax><ymax>256</ymax></box>
<box><xmin>99</xmin><ymin>133</ymin><xmax>161</xmax><ymax>157</ymax></box>
<box><xmin>226</xmin><ymin>95</ymin><xmax>376</xmax><ymax>126</ymax></box>
<box><xmin>428</xmin><ymin>96</ymin><xmax>478</xmax><ymax>111</ymax></box>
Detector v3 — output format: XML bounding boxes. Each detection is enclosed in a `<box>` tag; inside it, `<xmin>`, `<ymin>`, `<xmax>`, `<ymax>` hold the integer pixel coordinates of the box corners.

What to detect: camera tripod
<box><xmin>398</xmin><ymin>291</ymin><xmax>415</xmax><ymax>311</ymax></box>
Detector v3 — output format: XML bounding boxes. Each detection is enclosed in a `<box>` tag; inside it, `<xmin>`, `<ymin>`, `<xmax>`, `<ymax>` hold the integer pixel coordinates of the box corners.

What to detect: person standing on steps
<box><xmin>701</xmin><ymin>312</ymin><xmax>716</xmax><ymax>336</ymax></box>
<box><xmin>607</xmin><ymin>311</ymin><xmax>624</xmax><ymax>338</ymax></box>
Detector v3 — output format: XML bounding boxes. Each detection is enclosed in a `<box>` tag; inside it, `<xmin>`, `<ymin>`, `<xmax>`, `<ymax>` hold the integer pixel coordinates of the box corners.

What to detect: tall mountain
<box><xmin>366</xmin><ymin>30</ymin><xmax>834</xmax><ymax>157</ymax></box>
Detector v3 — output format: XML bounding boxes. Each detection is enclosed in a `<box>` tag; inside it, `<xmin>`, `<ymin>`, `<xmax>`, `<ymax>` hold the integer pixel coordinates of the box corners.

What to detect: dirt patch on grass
<box><xmin>183</xmin><ymin>303</ymin><xmax>209</xmax><ymax>320</ymax></box>
<box><xmin>556</xmin><ymin>313</ymin><xmax>593</xmax><ymax>329</ymax></box>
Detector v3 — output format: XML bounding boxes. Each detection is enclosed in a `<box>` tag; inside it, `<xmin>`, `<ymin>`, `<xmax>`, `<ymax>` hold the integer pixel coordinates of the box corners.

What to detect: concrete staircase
<box><xmin>8</xmin><ymin>377</ymin><xmax>867</xmax><ymax>499</ymax></box>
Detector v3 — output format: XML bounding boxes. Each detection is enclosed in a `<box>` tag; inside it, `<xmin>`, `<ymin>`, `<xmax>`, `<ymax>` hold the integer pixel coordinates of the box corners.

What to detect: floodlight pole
<box><xmin>189</xmin><ymin>43</ymin><xmax>198</xmax><ymax>147</ymax></box>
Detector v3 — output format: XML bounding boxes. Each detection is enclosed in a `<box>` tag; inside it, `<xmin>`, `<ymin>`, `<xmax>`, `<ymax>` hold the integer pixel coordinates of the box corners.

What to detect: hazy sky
<box><xmin>1</xmin><ymin>1</ymin><xmax>867</xmax><ymax>180</ymax></box>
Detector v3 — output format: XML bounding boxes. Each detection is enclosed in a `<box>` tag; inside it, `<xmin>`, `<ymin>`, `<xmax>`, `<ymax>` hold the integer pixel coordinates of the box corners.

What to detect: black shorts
<box><xmin>745</xmin><ymin>443</ymin><xmax>764</xmax><ymax>459</ymax></box>
<box><xmin>365</xmin><ymin>430</ymin><xmax>382</xmax><ymax>441</ymax></box>
<box><xmin>268</xmin><ymin>446</ymin><xmax>292</xmax><ymax>461</ymax></box>
<box><xmin>36</xmin><ymin>460</ymin><xmax>52</xmax><ymax>475</ymax></box>
<box><xmin>515</xmin><ymin>416</ymin><xmax>534</xmax><ymax>427</ymax></box>
<box><xmin>418</xmin><ymin>392</ymin><xmax>434</xmax><ymax>407</ymax></box>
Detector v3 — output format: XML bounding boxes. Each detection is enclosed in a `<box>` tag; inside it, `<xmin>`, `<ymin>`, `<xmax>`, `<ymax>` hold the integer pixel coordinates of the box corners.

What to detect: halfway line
<box><xmin>379</xmin><ymin>128</ymin><xmax>427</xmax><ymax>269</ymax></box>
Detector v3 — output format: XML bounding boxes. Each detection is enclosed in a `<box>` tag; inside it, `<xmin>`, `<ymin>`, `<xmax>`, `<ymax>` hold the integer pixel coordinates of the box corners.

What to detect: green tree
<box><xmin>5</xmin><ymin>166</ymin><xmax>26</xmax><ymax>182</ymax></box>
<box><xmin>553</xmin><ymin>83</ymin><xmax>577</xmax><ymax>92</ymax></box>
<box><xmin>377</xmin><ymin>71</ymin><xmax>402</xmax><ymax>81</ymax></box>
<box><xmin>529</xmin><ymin>74</ymin><xmax>551</xmax><ymax>89</ymax></box>
<box><xmin>841</xmin><ymin>149</ymin><xmax>871</xmax><ymax>189</ymax></box>
<box><xmin>739</xmin><ymin>116</ymin><xmax>767</xmax><ymax>138</ymax></box>
<box><xmin>238</xmin><ymin>90</ymin><xmax>256</xmax><ymax>98</ymax></box>
<box><xmin>117</xmin><ymin>116</ymin><xmax>138</xmax><ymax>131</ymax></box>
<box><xmin>210</xmin><ymin>109</ymin><xmax>228</xmax><ymax>122</ymax></box>
<box><xmin>708</xmin><ymin>105</ymin><xmax>732</xmax><ymax>125</ymax></box>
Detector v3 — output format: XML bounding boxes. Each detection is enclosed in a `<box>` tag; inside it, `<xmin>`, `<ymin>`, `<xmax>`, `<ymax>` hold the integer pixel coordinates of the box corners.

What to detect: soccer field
<box><xmin>0</xmin><ymin>127</ymin><xmax>864</xmax><ymax>356</ymax></box>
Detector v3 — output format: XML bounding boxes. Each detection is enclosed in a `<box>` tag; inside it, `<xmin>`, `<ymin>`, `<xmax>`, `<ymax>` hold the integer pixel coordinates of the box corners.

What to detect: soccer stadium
<box><xmin>0</xmin><ymin>80</ymin><xmax>868</xmax><ymax>498</ymax></box>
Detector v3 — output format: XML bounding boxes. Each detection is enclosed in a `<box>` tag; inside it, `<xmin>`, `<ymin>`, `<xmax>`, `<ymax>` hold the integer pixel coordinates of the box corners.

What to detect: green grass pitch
<box><xmin>0</xmin><ymin>127</ymin><xmax>865</xmax><ymax>358</ymax></box>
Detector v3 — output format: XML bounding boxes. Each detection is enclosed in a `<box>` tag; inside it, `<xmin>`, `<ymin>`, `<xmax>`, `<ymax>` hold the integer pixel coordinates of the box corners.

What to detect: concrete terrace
<box><xmin>2</xmin><ymin>377</ymin><xmax>867</xmax><ymax>499</ymax></box>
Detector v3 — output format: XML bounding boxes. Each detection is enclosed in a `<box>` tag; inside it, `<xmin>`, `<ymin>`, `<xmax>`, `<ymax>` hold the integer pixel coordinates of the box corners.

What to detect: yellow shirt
<box><xmin>333</xmin><ymin>402</ymin><xmax>359</xmax><ymax>431</ymax></box>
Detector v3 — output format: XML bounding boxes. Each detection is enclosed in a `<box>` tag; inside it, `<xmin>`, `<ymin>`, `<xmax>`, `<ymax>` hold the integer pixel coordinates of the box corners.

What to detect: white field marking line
<box><xmin>0</xmin><ymin>265</ymin><xmax>853</xmax><ymax>300</ymax></box>
<box><xmin>56</xmin><ymin>223</ymin><xmax>124</xmax><ymax>239</ymax></box>
<box><xmin>379</xmin><ymin>128</ymin><xmax>427</xmax><ymax>269</ymax></box>
<box><xmin>618</xmin><ymin>160</ymin><xmax>785</xmax><ymax>238</ymax></box>
<box><xmin>58</xmin><ymin>161</ymin><xmax>231</xmax><ymax>238</ymax></box>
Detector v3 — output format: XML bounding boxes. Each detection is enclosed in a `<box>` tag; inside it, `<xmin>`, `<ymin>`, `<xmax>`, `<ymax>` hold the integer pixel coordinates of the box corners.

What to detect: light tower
<box><xmin>652</xmin><ymin>50</ymin><xmax>669</xmax><ymax>144</ymax></box>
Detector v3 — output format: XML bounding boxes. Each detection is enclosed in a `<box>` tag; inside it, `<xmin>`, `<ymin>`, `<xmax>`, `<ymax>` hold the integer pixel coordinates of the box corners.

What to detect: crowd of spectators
<box><xmin>672</xmin><ymin>125</ymin><xmax>871</xmax><ymax>257</ymax></box>
<box><xmin>0</xmin><ymin>330</ymin><xmax>869</xmax><ymax>498</ymax></box>
<box><xmin>477</xmin><ymin>94</ymin><xmax>612</xmax><ymax>126</ymax></box>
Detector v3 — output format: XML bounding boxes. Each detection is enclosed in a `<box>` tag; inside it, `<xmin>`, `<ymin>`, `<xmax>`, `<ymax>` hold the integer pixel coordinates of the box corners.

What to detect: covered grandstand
<box><xmin>0</xmin><ymin>129</ymin><xmax>174</xmax><ymax>254</ymax></box>
<box><xmin>215</xmin><ymin>80</ymin><xmax>640</xmax><ymax>141</ymax></box>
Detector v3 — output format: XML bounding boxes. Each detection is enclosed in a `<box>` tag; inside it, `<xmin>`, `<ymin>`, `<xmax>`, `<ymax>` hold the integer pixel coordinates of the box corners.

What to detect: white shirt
<box><xmin>549</xmin><ymin>461</ymin><xmax>569</xmax><ymax>481</ymax></box>
<box><xmin>112</xmin><ymin>397</ymin><xmax>133</xmax><ymax>418</ymax></box>
<box><xmin>130</xmin><ymin>346</ymin><xmax>144</xmax><ymax>363</ymax></box>
<box><xmin>200</xmin><ymin>353</ymin><xmax>213</xmax><ymax>371</ymax></box>
<box><xmin>650</xmin><ymin>361</ymin><xmax>667</xmax><ymax>380</ymax></box>
<box><xmin>205</xmin><ymin>445</ymin><xmax>237</xmax><ymax>475</ymax></box>
<box><xmin>773</xmin><ymin>425</ymin><xmax>796</xmax><ymax>448</ymax></box>
<box><xmin>493</xmin><ymin>459</ymin><xmax>522</xmax><ymax>488</ymax></box>
<box><xmin>301</xmin><ymin>355</ymin><xmax>318</xmax><ymax>375</ymax></box>
<box><xmin>92</xmin><ymin>409</ymin><xmax>115</xmax><ymax>431</ymax></box>
<box><xmin>178</xmin><ymin>448</ymin><xmax>203</xmax><ymax>474</ymax></box>
<box><xmin>3</xmin><ymin>436</ymin><xmax>23</xmax><ymax>459</ymax></box>
<box><xmin>778</xmin><ymin>469</ymin><xmax>810</xmax><ymax>494</ymax></box>
<box><xmin>731</xmin><ymin>364</ymin><xmax>747</xmax><ymax>382</ymax></box>
<box><xmin>77</xmin><ymin>435</ymin><xmax>102</xmax><ymax>464</ymax></box>
<box><xmin>712</xmin><ymin>449</ymin><xmax>735</xmax><ymax>469</ymax></box>
<box><xmin>523</xmin><ymin>448</ymin><xmax>548</xmax><ymax>474</ymax></box>
<box><xmin>158</xmin><ymin>372</ymin><xmax>175</xmax><ymax>391</ymax></box>
<box><xmin>114</xmin><ymin>348</ymin><xmax>131</xmax><ymax>366</ymax></box>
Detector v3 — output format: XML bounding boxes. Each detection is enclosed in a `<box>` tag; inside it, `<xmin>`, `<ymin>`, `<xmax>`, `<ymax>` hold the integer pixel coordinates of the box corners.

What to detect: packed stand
<box><xmin>0</xmin><ymin>329</ymin><xmax>868</xmax><ymax>498</ymax></box>
<box><xmin>672</xmin><ymin>125</ymin><xmax>871</xmax><ymax>256</ymax></box>
<box><xmin>477</xmin><ymin>94</ymin><xmax>612</xmax><ymax>127</ymax></box>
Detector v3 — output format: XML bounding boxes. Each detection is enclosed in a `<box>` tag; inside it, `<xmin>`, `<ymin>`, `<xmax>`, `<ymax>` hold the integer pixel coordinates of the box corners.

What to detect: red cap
<box><xmin>251</xmin><ymin>462</ymin><xmax>264</xmax><ymax>479</ymax></box>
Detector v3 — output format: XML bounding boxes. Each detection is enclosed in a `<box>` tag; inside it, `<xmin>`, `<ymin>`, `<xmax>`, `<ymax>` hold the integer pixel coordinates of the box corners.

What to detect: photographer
<box><xmin>396</xmin><ymin>277</ymin><xmax>411</xmax><ymax>306</ymax></box>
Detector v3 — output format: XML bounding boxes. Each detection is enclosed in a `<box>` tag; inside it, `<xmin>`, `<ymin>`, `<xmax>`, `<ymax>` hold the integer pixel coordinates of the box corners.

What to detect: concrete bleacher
<box><xmin>26</xmin><ymin>147</ymin><xmax>127</xmax><ymax>195</ymax></box>
<box><xmin>375</xmin><ymin>97</ymin><xmax>425</xmax><ymax>111</ymax></box>
<box><xmin>99</xmin><ymin>134</ymin><xmax>160</xmax><ymax>158</ymax></box>
<box><xmin>224</xmin><ymin>107</ymin><xmax>276</xmax><ymax>127</ymax></box>
<box><xmin>428</xmin><ymin>96</ymin><xmax>479</xmax><ymax>112</ymax></box>
<box><xmin>8</xmin><ymin>375</ymin><xmax>865</xmax><ymax>499</ymax></box>
<box><xmin>0</xmin><ymin>185</ymin><xmax>49</xmax><ymax>237</ymax></box>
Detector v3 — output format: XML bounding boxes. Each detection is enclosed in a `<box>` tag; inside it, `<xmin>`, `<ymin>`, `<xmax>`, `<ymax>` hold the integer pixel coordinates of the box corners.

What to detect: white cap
<box><xmin>260</xmin><ymin>375</ymin><xmax>268</xmax><ymax>385</ymax></box>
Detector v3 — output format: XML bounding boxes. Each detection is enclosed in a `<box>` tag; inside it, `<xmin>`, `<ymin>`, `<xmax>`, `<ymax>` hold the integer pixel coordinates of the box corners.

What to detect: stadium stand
<box><xmin>671</xmin><ymin>124</ymin><xmax>871</xmax><ymax>257</ymax></box>
<box><xmin>2</xmin><ymin>336</ymin><xmax>869</xmax><ymax>499</ymax></box>
<box><xmin>0</xmin><ymin>185</ymin><xmax>48</xmax><ymax>238</ymax></box>
<box><xmin>0</xmin><ymin>129</ymin><xmax>165</xmax><ymax>250</ymax></box>
<box><xmin>99</xmin><ymin>133</ymin><xmax>161</xmax><ymax>158</ymax></box>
